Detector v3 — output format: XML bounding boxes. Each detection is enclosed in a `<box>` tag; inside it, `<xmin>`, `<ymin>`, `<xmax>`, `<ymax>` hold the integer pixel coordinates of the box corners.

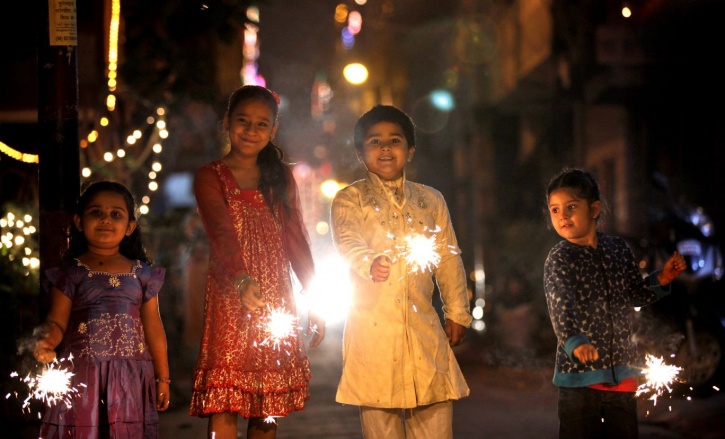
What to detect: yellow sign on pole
<box><xmin>48</xmin><ymin>0</ymin><xmax>77</xmax><ymax>46</ymax></box>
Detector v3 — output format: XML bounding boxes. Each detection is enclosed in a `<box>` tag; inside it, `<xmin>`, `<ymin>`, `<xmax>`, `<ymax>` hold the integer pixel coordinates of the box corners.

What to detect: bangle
<box><xmin>45</xmin><ymin>320</ymin><xmax>66</xmax><ymax>334</ymax></box>
<box><xmin>156</xmin><ymin>378</ymin><xmax>171</xmax><ymax>384</ymax></box>
<box><xmin>236</xmin><ymin>274</ymin><xmax>252</xmax><ymax>290</ymax></box>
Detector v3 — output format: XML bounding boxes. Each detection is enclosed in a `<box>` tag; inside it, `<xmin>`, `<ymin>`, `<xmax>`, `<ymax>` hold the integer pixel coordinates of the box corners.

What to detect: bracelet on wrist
<box><xmin>155</xmin><ymin>378</ymin><xmax>171</xmax><ymax>384</ymax></box>
<box><xmin>236</xmin><ymin>274</ymin><xmax>252</xmax><ymax>290</ymax></box>
<box><xmin>45</xmin><ymin>319</ymin><xmax>66</xmax><ymax>334</ymax></box>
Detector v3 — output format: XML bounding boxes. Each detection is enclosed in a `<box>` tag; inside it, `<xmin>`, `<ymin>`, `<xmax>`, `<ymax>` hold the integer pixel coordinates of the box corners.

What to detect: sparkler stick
<box><xmin>636</xmin><ymin>354</ymin><xmax>682</xmax><ymax>405</ymax></box>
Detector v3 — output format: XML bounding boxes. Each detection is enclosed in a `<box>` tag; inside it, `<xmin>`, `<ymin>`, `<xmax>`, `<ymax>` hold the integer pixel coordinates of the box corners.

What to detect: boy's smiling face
<box><xmin>358</xmin><ymin>121</ymin><xmax>415</xmax><ymax>181</ymax></box>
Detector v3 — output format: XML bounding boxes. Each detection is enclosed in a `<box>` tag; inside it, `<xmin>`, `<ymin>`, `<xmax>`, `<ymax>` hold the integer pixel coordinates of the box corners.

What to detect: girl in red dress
<box><xmin>190</xmin><ymin>85</ymin><xmax>325</xmax><ymax>439</ymax></box>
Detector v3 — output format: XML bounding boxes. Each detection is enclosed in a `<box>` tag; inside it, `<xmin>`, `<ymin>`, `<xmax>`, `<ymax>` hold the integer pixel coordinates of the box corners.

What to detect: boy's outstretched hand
<box><xmin>658</xmin><ymin>251</ymin><xmax>687</xmax><ymax>285</ymax></box>
<box><xmin>370</xmin><ymin>255</ymin><xmax>392</xmax><ymax>283</ymax></box>
<box><xmin>445</xmin><ymin>319</ymin><xmax>467</xmax><ymax>347</ymax></box>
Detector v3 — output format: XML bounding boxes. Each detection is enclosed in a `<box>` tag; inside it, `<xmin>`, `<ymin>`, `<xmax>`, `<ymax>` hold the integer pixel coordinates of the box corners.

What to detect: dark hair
<box><xmin>225</xmin><ymin>85</ymin><xmax>290</xmax><ymax>217</ymax></box>
<box><xmin>546</xmin><ymin>167</ymin><xmax>601</xmax><ymax>203</ymax></box>
<box><xmin>65</xmin><ymin>181</ymin><xmax>151</xmax><ymax>264</ymax></box>
<box><xmin>545</xmin><ymin>167</ymin><xmax>604</xmax><ymax>226</ymax></box>
<box><xmin>353</xmin><ymin>105</ymin><xmax>416</xmax><ymax>152</ymax></box>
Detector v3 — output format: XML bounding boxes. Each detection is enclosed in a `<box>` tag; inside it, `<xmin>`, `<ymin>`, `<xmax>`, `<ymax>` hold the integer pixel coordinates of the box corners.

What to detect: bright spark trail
<box><xmin>401</xmin><ymin>226</ymin><xmax>442</xmax><ymax>274</ymax></box>
<box><xmin>8</xmin><ymin>355</ymin><xmax>82</xmax><ymax>412</ymax></box>
<box><xmin>258</xmin><ymin>304</ymin><xmax>299</xmax><ymax>351</ymax></box>
<box><xmin>636</xmin><ymin>354</ymin><xmax>682</xmax><ymax>406</ymax></box>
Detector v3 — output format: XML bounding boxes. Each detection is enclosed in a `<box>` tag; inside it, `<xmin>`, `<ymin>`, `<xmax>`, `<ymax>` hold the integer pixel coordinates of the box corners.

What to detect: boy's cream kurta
<box><xmin>331</xmin><ymin>171</ymin><xmax>472</xmax><ymax>408</ymax></box>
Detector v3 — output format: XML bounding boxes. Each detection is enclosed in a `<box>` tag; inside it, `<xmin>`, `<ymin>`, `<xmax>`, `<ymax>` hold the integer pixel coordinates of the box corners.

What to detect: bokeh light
<box><xmin>320</xmin><ymin>179</ymin><xmax>342</xmax><ymax>199</ymax></box>
<box><xmin>343</xmin><ymin>63</ymin><xmax>368</xmax><ymax>85</ymax></box>
<box><xmin>296</xmin><ymin>254</ymin><xmax>352</xmax><ymax>326</ymax></box>
<box><xmin>430</xmin><ymin>89</ymin><xmax>455</xmax><ymax>111</ymax></box>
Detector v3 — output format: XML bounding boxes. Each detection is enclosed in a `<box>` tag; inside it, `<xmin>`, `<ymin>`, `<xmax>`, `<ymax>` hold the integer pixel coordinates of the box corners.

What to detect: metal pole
<box><xmin>38</xmin><ymin>0</ymin><xmax>80</xmax><ymax>313</ymax></box>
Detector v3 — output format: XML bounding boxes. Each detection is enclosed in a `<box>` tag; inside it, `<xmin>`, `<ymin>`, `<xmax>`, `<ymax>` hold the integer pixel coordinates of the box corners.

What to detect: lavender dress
<box><xmin>40</xmin><ymin>259</ymin><xmax>165</xmax><ymax>439</ymax></box>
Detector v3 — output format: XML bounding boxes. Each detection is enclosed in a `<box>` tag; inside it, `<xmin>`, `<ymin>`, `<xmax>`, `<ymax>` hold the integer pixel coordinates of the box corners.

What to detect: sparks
<box><xmin>636</xmin><ymin>354</ymin><xmax>682</xmax><ymax>405</ymax></box>
<box><xmin>259</xmin><ymin>304</ymin><xmax>299</xmax><ymax>351</ymax></box>
<box><xmin>402</xmin><ymin>226</ymin><xmax>442</xmax><ymax>273</ymax></box>
<box><xmin>263</xmin><ymin>415</ymin><xmax>278</xmax><ymax>424</ymax></box>
<box><xmin>11</xmin><ymin>355</ymin><xmax>81</xmax><ymax>412</ymax></box>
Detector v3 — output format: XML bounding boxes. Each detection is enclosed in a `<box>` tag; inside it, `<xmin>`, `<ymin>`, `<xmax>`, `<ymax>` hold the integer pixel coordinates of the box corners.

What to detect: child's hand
<box><xmin>306</xmin><ymin>312</ymin><xmax>326</xmax><ymax>349</ymax></box>
<box><xmin>445</xmin><ymin>319</ymin><xmax>467</xmax><ymax>347</ymax></box>
<box><xmin>573</xmin><ymin>343</ymin><xmax>599</xmax><ymax>364</ymax></box>
<box><xmin>658</xmin><ymin>251</ymin><xmax>687</xmax><ymax>285</ymax></box>
<box><xmin>237</xmin><ymin>275</ymin><xmax>265</xmax><ymax>311</ymax></box>
<box><xmin>33</xmin><ymin>339</ymin><xmax>56</xmax><ymax>363</ymax></box>
<box><xmin>370</xmin><ymin>255</ymin><xmax>392</xmax><ymax>283</ymax></box>
<box><xmin>156</xmin><ymin>382</ymin><xmax>171</xmax><ymax>412</ymax></box>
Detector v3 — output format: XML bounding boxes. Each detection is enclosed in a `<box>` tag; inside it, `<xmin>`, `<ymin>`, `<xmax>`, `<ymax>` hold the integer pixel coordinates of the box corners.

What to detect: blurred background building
<box><xmin>1</xmin><ymin>0</ymin><xmax>723</xmax><ymax>433</ymax></box>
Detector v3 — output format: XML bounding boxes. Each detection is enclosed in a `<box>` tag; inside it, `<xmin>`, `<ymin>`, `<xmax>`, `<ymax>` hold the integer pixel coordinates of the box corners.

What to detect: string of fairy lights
<box><xmin>0</xmin><ymin>0</ymin><xmax>167</xmax><ymax>270</ymax></box>
<box><xmin>81</xmin><ymin>0</ymin><xmax>167</xmax><ymax>216</ymax></box>
<box><xmin>0</xmin><ymin>211</ymin><xmax>39</xmax><ymax>274</ymax></box>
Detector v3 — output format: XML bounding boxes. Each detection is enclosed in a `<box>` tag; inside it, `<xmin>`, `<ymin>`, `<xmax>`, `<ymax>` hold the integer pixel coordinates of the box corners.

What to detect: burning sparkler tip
<box><xmin>636</xmin><ymin>354</ymin><xmax>682</xmax><ymax>406</ymax></box>
<box><xmin>9</xmin><ymin>355</ymin><xmax>81</xmax><ymax>412</ymax></box>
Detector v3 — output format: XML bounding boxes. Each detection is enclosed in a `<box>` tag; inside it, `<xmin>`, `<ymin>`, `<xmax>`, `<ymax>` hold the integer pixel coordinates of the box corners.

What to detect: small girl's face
<box><xmin>74</xmin><ymin>191</ymin><xmax>137</xmax><ymax>252</ymax></box>
<box><xmin>358</xmin><ymin>121</ymin><xmax>415</xmax><ymax>181</ymax></box>
<box><xmin>225</xmin><ymin>98</ymin><xmax>278</xmax><ymax>159</ymax></box>
<box><xmin>548</xmin><ymin>188</ymin><xmax>600</xmax><ymax>247</ymax></box>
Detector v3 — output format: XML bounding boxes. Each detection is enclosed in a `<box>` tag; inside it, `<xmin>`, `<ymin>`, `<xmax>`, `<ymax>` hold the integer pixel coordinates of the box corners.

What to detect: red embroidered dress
<box><xmin>190</xmin><ymin>160</ymin><xmax>314</xmax><ymax>418</ymax></box>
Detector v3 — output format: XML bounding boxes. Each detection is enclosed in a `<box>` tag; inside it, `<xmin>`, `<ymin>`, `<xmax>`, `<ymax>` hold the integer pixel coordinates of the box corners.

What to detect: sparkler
<box><xmin>263</xmin><ymin>415</ymin><xmax>278</xmax><ymax>424</ymax></box>
<box><xmin>8</xmin><ymin>354</ymin><xmax>82</xmax><ymax>412</ymax></box>
<box><xmin>401</xmin><ymin>226</ymin><xmax>442</xmax><ymax>273</ymax></box>
<box><xmin>636</xmin><ymin>354</ymin><xmax>682</xmax><ymax>405</ymax></box>
<box><xmin>258</xmin><ymin>304</ymin><xmax>299</xmax><ymax>351</ymax></box>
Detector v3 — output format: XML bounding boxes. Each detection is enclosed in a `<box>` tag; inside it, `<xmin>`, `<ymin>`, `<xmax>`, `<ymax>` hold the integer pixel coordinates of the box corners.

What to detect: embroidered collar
<box><xmin>368</xmin><ymin>171</ymin><xmax>407</xmax><ymax>210</ymax></box>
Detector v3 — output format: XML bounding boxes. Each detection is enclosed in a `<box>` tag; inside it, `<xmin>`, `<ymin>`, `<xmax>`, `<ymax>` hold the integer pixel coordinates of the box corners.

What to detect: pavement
<box><xmin>159</xmin><ymin>327</ymin><xmax>725</xmax><ymax>439</ymax></box>
<box><xmin>3</xmin><ymin>324</ymin><xmax>723</xmax><ymax>439</ymax></box>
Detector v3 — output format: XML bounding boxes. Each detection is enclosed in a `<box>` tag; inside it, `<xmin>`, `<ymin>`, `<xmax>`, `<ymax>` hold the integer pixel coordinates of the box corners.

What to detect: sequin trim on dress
<box><xmin>78</xmin><ymin>312</ymin><xmax>147</xmax><ymax>358</ymax></box>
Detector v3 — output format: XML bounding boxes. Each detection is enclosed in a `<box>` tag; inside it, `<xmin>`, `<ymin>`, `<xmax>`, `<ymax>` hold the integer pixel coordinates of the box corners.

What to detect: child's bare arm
<box><xmin>657</xmin><ymin>251</ymin><xmax>686</xmax><ymax>286</ymax></box>
<box><xmin>34</xmin><ymin>288</ymin><xmax>71</xmax><ymax>363</ymax></box>
<box><xmin>141</xmin><ymin>296</ymin><xmax>171</xmax><ymax>411</ymax></box>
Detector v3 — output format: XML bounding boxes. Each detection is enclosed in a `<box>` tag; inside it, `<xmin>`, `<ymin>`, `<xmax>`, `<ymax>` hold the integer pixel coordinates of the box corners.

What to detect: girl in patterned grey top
<box><xmin>543</xmin><ymin>168</ymin><xmax>685</xmax><ymax>439</ymax></box>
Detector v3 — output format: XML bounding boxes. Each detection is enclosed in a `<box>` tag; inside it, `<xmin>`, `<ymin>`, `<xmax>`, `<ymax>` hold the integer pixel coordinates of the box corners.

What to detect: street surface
<box><xmin>159</xmin><ymin>327</ymin><xmax>725</xmax><ymax>439</ymax></box>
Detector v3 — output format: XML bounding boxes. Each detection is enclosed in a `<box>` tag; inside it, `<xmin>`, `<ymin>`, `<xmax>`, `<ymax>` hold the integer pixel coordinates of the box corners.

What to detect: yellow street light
<box><xmin>343</xmin><ymin>63</ymin><xmax>368</xmax><ymax>85</ymax></box>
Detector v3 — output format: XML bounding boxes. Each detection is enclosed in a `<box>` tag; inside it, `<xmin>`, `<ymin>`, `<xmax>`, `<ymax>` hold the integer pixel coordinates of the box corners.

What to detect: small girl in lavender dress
<box><xmin>34</xmin><ymin>181</ymin><xmax>171</xmax><ymax>439</ymax></box>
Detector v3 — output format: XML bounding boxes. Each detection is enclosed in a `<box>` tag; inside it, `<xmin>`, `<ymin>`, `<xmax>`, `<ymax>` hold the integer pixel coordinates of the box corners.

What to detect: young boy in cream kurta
<box><xmin>331</xmin><ymin>105</ymin><xmax>472</xmax><ymax>439</ymax></box>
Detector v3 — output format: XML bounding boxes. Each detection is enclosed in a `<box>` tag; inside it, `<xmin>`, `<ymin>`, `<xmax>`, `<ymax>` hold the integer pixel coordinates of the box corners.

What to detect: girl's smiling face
<box><xmin>225</xmin><ymin>98</ymin><xmax>278</xmax><ymax>159</ymax></box>
<box><xmin>548</xmin><ymin>188</ymin><xmax>600</xmax><ymax>247</ymax></box>
<box><xmin>358</xmin><ymin>121</ymin><xmax>415</xmax><ymax>181</ymax></box>
<box><xmin>74</xmin><ymin>191</ymin><xmax>137</xmax><ymax>253</ymax></box>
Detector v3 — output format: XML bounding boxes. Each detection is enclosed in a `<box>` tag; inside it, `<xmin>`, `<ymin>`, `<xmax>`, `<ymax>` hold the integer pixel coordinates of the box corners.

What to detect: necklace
<box><xmin>88</xmin><ymin>251</ymin><xmax>118</xmax><ymax>266</ymax></box>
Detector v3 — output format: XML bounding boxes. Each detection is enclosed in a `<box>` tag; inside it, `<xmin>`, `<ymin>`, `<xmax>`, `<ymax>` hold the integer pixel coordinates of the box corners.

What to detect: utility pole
<box><xmin>38</xmin><ymin>1</ymin><xmax>80</xmax><ymax>313</ymax></box>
